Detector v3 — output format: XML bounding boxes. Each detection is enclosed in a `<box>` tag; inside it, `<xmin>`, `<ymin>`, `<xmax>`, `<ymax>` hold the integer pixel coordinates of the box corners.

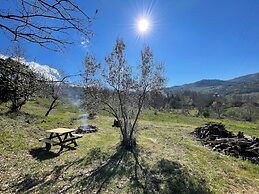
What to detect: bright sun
<box><xmin>137</xmin><ymin>18</ymin><xmax>150</xmax><ymax>33</ymax></box>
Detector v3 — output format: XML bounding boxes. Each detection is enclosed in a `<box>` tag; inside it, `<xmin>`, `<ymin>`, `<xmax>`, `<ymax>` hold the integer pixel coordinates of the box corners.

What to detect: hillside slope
<box><xmin>167</xmin><ymin>72</ymin><xmax>259</xmax><ymax>95</ymax></box>
<box><xmin>0</xmin><ymin>100</ymin><xmax>259</xmax><ymax>193</ymax></box>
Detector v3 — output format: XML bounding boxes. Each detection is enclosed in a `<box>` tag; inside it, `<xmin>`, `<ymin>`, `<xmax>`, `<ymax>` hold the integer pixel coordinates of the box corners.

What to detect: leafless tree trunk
<box><xmin>243</xmin><ymin>96</ymin><xmax>255</xmax><ymax>121</ymax></box>
<box><xmin>212</xmin><ymin>101</ymin><xmax>223</xmax><ymax>119</ymax></box>
<box><xmin>40</xmin><ymin>74</ymin><xmax>81</xmax><ymax>116</ymax></box>
<box><xmin>45</xmin><ymin>96</ymin><xmax>58</xmax><ymax>117</ymax></box>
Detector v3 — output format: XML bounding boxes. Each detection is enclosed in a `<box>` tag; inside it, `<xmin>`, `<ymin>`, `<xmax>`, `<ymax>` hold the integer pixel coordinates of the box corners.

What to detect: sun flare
<box><xmin>137</xmin><ymin>18</ymin><xmax>150</xmax><ymax>33</ymax></box>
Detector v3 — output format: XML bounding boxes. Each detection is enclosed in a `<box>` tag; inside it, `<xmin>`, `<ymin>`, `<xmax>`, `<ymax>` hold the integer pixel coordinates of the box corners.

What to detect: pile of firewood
<box><xmin>192</xmin><ymin>122</ymin><xmax>259</xmax><ymax>164</ymax></box>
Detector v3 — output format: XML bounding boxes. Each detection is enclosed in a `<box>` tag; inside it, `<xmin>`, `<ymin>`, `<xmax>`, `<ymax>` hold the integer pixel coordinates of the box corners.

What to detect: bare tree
<box><xmin>192</xmin><ymin>92</ymin><xmax>214</xmax><ymax>117</ymax></box>
<box><xmin>212</xmin><ymin>94</ymin><xmax>224</xmax><ymax>119</ymax></box>
<box><xmin>145</xmin><ymin>91</ymin><xmax>167</xmax><ymax>111</ymax></box>
<box><xmin>181</xmin><ymin>95</ymin><xmax>193</xmax><ymax>116</ymax></box>
<box><xmin>8</xmin><ymin>43</ymin><xmax>26</xmax><ymax>61</ymax></box>
<box><xmin>0</xmin><ymin>0</ymin><xmax>96</xmax><ymax>50</ymax></box>
<box><xmin>83</xmin><ymin>39</ymin><xmax>165</xmax><ymax>150</ymax></box>
<box><xmin>242</xmin><ymin>96</ymin><xmax>256</xmax><ymax>121</ymax></box>
<box><xmin>43</xmin><ymin>80</ymin><xmax>62</xmax><ymax>117</ymax></box>
<box><xmin>41</xmin><ymin>74</ymin><xmax>81</xmax><ymax>116</ymax></box>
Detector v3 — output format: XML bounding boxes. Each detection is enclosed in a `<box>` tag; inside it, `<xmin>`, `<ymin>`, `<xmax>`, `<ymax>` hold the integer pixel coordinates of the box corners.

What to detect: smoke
<box><xmin>63</xmin><ymin>84</ymin><xmax>88</xmax><ymax>128</ymax></box>
<box><xmin>81</xmin><ymin>113</ymin><xmax>89</xmax><ymax>129</ymax></box>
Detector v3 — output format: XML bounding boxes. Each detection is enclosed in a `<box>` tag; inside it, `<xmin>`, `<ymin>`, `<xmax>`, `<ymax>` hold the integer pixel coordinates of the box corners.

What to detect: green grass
<box><xmin>0</xmin><ymin>100</ymin><xmax>259</xmax><ymax>193</ymax></box>
<box><xmin>141</xmin><ymin>109</ymin><xmax>259</xmax><ymax>137</ymax></box>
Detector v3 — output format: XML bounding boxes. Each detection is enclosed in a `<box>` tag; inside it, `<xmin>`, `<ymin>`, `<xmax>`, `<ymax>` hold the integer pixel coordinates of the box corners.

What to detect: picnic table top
<box><xmin>46</xmin><ymin>128</ymin><xmax>76</xmax><ymax>134</ymax></box>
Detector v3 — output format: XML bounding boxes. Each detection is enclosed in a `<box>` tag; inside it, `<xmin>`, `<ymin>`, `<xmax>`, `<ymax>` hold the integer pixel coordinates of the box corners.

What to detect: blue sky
<box><xmin>1</xmin><ymin>0</ymin><xmax>259</xmax><ymax>86</ymax></box>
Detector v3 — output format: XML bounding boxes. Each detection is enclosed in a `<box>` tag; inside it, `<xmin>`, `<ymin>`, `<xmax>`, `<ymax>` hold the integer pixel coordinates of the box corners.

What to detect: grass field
<box><xmin>0</xmin><ymin>99</ymin><xmax>259</xmax><ymax>193</ymax></box>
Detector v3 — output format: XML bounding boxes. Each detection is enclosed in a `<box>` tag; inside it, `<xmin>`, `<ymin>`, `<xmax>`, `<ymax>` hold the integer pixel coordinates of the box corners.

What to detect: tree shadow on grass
<box><xmin>11</xmin><ymin>164</ymin><xmax>67</xmax><ymax>193</ymax></box>
<box><xmin>13</xmin><ymin>146</ymin><xmax>212</xmax><ymax>194</ymax></box>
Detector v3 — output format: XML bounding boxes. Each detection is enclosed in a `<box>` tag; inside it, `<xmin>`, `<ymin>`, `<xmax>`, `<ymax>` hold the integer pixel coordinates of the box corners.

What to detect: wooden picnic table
<box><xmin>39</xmin><ymin>128</ymin><xmax>82</xmax><ymax>154</ymax></box>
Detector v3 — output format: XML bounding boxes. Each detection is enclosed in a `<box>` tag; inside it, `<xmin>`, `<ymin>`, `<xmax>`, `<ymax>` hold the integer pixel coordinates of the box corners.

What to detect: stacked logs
<box><xmin>192</xmin><ymin>122</ymin><xmax>259</xmax><ymax>164</ymax></box>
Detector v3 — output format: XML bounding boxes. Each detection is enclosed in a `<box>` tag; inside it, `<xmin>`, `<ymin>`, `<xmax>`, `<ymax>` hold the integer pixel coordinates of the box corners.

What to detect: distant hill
<box><xmin>63</xmin><ymin>72</ymin><xmax>259</xmax><ymax>97</ymax></box>
<box><xmin>167</xmin><ymin>72</ymin><xmax>259</xmax><ymax>95</ymax></box>
<box><xmin>228</xmin><ymin>73</ymin><xmax>259</xmax><ymax>83</ymax></box>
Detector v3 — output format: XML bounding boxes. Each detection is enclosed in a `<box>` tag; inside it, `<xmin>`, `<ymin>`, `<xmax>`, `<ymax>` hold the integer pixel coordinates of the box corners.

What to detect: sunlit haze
<box><xmin>137</xmin><ymin>18</ymin><xmax>150</xmax><ymax>33</ymax></box>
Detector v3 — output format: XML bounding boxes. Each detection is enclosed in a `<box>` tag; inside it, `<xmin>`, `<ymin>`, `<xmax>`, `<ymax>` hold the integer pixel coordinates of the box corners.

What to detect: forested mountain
<box><xmin>167</xmin><ymin>72</ymin><xmax>259</xmax><ymax>95</ymax></box>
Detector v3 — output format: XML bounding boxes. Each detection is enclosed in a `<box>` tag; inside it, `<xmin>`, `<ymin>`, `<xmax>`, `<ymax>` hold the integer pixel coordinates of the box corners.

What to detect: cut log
<box><xmin>192</xmin><ymin>122</ymin><xmax>259</xmax><ymax>165</ymax></box>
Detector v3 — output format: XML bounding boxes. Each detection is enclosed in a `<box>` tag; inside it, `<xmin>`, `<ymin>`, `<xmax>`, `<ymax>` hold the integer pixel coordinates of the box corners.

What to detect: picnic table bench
<box><xmin>39</xmin><ymin>128</ymin><xmax>82</xmax><ymax>154</ymax></box>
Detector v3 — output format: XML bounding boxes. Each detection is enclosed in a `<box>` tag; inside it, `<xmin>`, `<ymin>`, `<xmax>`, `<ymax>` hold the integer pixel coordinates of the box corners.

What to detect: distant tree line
<box><xmin>145</xmin><ymin>90</ymin><xmax>259</xmax><ymax>122</ymax></box>
<box><xmin>1</xmin><ymin>53</ymin><xmax>257</xmax><ymax>123</ymax></box>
